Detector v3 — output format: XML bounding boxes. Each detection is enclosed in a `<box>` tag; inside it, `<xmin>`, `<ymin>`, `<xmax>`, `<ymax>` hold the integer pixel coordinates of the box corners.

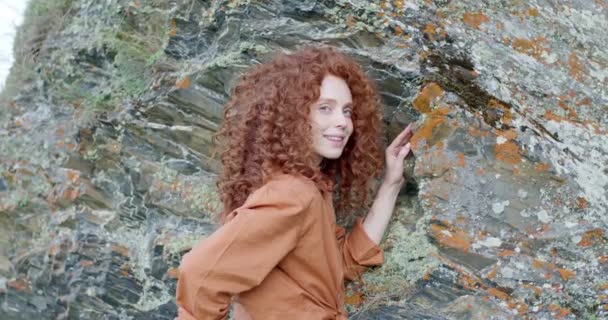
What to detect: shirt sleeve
<box><xmin>175</xmin><ymin>180</ymin><xmax>311</xmax><ymax>320</ymax></box>
<box><xmin>336</xmin><ymin>217</ymin><xmax>384</xmax><ymax>282</ymax></box>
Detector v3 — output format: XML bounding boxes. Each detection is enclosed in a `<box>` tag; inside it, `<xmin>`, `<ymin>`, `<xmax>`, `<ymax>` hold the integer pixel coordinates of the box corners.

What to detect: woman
<box><xmin>175</xmin><ymin>46</ymin><xmax>414</xmax><ymax>319</ymax></box>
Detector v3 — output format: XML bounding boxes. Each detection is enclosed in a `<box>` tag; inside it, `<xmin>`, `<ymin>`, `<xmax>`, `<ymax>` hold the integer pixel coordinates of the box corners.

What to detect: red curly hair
<box><xmin>213</xmin><ymin>46</ymin><xmax>384</xmax><ymax>222</ymax></box>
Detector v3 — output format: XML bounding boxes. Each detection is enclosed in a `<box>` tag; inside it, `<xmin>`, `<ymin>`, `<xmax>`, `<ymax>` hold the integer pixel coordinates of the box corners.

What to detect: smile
<box><xmin>324</xmin><ymin>135</ymin><xmax>345</xmax><ymax>142</ymax></box>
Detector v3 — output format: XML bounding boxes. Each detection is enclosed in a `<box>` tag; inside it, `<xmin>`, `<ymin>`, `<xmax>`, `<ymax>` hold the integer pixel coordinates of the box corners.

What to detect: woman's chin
<box><xmin>320</xmin><ymin>151</ymin><xmax>344</xmax><ymax>160</ymax></box>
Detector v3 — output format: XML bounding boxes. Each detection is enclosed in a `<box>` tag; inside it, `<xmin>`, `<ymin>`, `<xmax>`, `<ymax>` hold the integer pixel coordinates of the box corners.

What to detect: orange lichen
<box><xmin>495</xmin><ymin>141</ymin><xmax>521</xmax><ymax>165</ymax></box>
<box><xmin>7</xmin><ymin>279</ymin><xmax>31</xmax><ymax>292</ymax></box>
<box><xmin>568</xmin><ymin>52</ymin><xmax>584</xmax><ymax>81</ymax></box>
<box><xmin>547</xmin><ymin>304</ymin><xmax>571</xmax><ymax>318</ymax></box>
<box><xmin>532</xmin><ymin>259</ymin><xmax>545</xmax><ymax>269</ymax></box>
<box><xmin>393</xmin><ymin>25</ymin><xmax>404</xmax><ymax>35</ymax></box>
<box><xmin>462</xmin><ymin>11</ymin><xmax>490</xmax><ymax>29</ymax></box>
<box><xmin>510</xmin><ymin>37</ymin><xmax>549</xmax><ymax>59</ymax></box>
<box><xmin>543</xmin><ymin>110</ymin><xmax>569</xmax><ymax>122</ymax></box>
<box><xmin>487</xmin><ymin>288</ymin><xmax>509</xmax><ymax>300</ymax></box>
<box><xmin>175</xmin><ymin>76</ymin><xmax>191</xmax><ymax>89</ymax></box>
<box><xmin>410</xmin><ymin>107</ymin><xmax>450</xmax><ymax>150</ymax></box>
<box><xmin>456</xmin><ymin>153</ymin><xmax>466</xmax><ymax>167</ymax></box>
<box><xmin>423</xmin><ymin>22</ymin><xmax>446</xmax><ymax>40</ymax></box>
<box><xmin>111</xmin><ymin>244</ymin><xmax>130</xmax><ymax>257</ymax></box>
<box><xmin>498</xmin><ymin>249</ymin><xmax>516</xmax><ymax>257</ymax></box>
<box><xmin>80</xmin><ymin>260</ymin><xmax>94</xmax><ymax>267</ymax></box>
<box><xmin>460</xmin><ymin>273</ymin><xmax>480</xmax><ymax>290</ymax></box>
<box><xmin>576</xmin><ymin>196</ymin><xmax>588</xmax><ymax>209</ymax></box>
<box><xmin>550</xmin><ymin>247</ymin><xmax>558</xmax><ymax>256</ymax></box>
<box><xmin>514</xmin><ymin>302</ymin><xmax>529</xmax><ymax>315</ymax></box>
<box><xmin>488</xmin><ymin>99</ymin><xmax>513</xmax><ymax>124</ymax></box>
<box><xmin>535</xmin><ymin>162</ymin><xmax>551</xmax><ymax>172</ymax></box>
<box><xmin>169</xmin><ymin>18</ymin><xmax>177</xmax><ymax>36</ymax></box>
<box><xmin>578</xmin><ymin>228</ymin><xmax>605</xmax><ymax>247</ymax></box>
<box><xmin>557</xmin><ymin>268</ymin><xmax>575</xmax><ymax>280</ymax></box>
<box><xmin>344</xmin><ymin>292</ymin><xmax>363</xmax><ymax>306</ymax></box>
<box><xmin>167</xmin><ymin>267</ymin><xmax>180</xmax><ymax>279</ymax></box>
<box><xmin>48</xmin><ymin>244</ymin><xmax>59</xmax><ymax>255</ymax></box>
<box><xmin>67</xmin><ymin>169</ymin><xmax>80</xmax><ymax>183</ymax></box>
<box><xmin>422</xmin><ymin>271</ymin><xmax>431</xmax><ymax>281</ymax></box>
<box><xmin>527</xmin><ymin>8</ymin><xmax>539</xmax><ymax>16</ymax></box>
<box><xmin>495</xmin><ymin>128</ymin><xmax>517</xmax><ymax>140</ymax></box>
<box><xmin>120</xmin><ymin>263</ymin><xmax>131</xmax><ymax>276</ymax></box>
<box><xmin>429</xmin><ymin>223</ymin><xmax>472</xmax><ymax>252</ymax></box>
<box><xmin>485</xmin><ymin>266</ymin><xmax>498</xmax><ymax>280</ymax></box>
<box><xmin>412</xmin><ymin>83</ymin><xmax>444</xmax><ymax>113</ymax></box>
<box><xmin>345</xmin><ymin>14</ymin><xmax>356</xmax><ymax>28</ymax></box>
<box><xmin>523</xmin><ymin>283</ymin><xmax>542</xmax><ymax>296</ymax></box>
<box><xmin>576</xmin><ymin>97</ymin><xmax>591</xmax><ymax>106</ymax></box>
<box><xmin>507</xmin><ymin>302</ymin><xmax>528</xmax><ymax>315</ymax></box>
<box><xmin>558</xmin><ymin>101</ymin><xmax>578</xmax><ymax>119</ymax></box>
<box><xmin>62</xmin><ymin>187</ymin><xmax>80</xmax><ymax>202</ymax></box>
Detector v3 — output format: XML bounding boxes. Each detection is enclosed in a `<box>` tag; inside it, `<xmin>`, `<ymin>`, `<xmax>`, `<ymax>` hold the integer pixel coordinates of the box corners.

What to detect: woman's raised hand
<box><xmin>383</xmin><ymin>123</ymin><xmax>414</xmax><ymax>187</ymax></box>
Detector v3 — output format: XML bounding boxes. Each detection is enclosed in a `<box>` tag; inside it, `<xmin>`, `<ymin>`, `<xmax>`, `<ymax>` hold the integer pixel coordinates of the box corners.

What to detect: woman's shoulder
<box><xmin>259</xmin><ymin>172</ymin><xmax>324</xmax><ymax>205</ymax></box>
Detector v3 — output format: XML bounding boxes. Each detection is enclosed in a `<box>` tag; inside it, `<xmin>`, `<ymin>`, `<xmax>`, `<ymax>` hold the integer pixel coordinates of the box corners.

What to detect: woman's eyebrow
<box><xmin>318</xmin><ymin>98</ymin><xmax>353</xmax><ymax>108</ymax></box>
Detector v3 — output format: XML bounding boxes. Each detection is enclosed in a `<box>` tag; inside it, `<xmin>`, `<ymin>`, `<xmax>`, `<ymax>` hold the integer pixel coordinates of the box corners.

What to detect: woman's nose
<box><xmin>333</xmin><ymin>111</ymin><xmax>348</xmax><ymax>128</ymax></box>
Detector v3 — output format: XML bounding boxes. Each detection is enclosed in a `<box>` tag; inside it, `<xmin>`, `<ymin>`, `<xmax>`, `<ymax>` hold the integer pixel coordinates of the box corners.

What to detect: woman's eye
<box><xmin>344</xmin><ymin>109</ymin><xmax>353</xmax><ymax>117</ymax></box>
<box><xmin>319</xmin><ymin>104</ymin><xmax>331</xmax><ymax>111</ymax></box>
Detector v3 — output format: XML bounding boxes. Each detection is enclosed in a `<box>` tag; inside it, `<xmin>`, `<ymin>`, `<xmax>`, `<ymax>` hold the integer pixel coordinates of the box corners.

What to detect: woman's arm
<box><xmin>362</xmin><ymin>181</ymin><xmax>402</xmax><ymax>244</ymax></box>
<box><xmin>362</xmin><ymin>123</ymin><xmax>414</xmax><ymax>244</ymax></box>
<box><xmin>335</xmin><ymin>123</ymin><xmax>414</xmax><ymax>281</ymax></box>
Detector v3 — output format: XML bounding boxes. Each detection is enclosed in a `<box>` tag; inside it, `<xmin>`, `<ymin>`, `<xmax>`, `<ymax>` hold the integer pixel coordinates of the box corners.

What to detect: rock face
<box><xmin>1</xmin><ymin>0</ymin><xmax>606</xmax><ymax>319</ymax></box>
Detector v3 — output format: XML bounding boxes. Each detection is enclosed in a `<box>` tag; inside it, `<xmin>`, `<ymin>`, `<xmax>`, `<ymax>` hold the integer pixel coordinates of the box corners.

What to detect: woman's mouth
<box><xmin>324</xmin><ymin>135</ymin><xmax>345</xmax><ymax>147</ymax></box>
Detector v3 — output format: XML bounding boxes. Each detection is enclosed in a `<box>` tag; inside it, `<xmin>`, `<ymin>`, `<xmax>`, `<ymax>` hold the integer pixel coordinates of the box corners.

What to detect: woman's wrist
<box><xmin>380</xmin><ymin>177</ymin><xmax>404</xmax><ymax>191</ymax></box>
<box><xmin>376</xmin><ymin>180</ymin><xmax>402</xmax><ymax>205</ymax></box>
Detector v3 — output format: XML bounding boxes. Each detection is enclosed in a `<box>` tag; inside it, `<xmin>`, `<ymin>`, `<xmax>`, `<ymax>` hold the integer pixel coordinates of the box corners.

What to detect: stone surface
<box><xmin>0</xmin><ymin>0</ymin><xmax>606</xmax><ymax>319</ymax></box>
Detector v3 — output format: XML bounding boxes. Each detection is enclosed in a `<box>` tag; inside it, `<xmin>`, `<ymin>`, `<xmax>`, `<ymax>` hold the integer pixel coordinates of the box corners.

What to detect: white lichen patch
<box><xmin>542</xmin><ymin>120</ymin><xmax>608</xmax><ymax>215</ymax></box>
<box><xmin>361</xmin><ymin>210</ymin><xmax>439</xmax><ymax>293</ymax></box>
<box><xmin>492</xmin><ymin>200</ymin><xmax>510</xmax><ymax>214</ymax></box>
<box><xmin>478</xmin><ymin>236</ymin><xmax>502</xmax><ymax>248</ymax></box>
<box><xmin>496</xmin><ymin>135</ymin><xmax>508</xmax><ymax>145</ymax></box>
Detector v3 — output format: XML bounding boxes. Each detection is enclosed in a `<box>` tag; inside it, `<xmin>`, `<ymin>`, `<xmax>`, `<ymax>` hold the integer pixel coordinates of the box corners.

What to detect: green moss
<box><xmin>324</xmin><ymin>1</ymin><xmax>388</xmax><ymax>34</ymax></box>
<box><xmin>164</xmin><ymin>233</ymin><xmax>206</xmax><ymax>256</ymax></box>
<box><xmin>0</xmin><ymin>0</ymin><xmax>75</xmax><ymax>103</ymax></box>
<box><xmin>29</xmin><ymin>0</ymin><xmax>74</xmax><ymax>16</ymax></box>
<box><xmin>189</xmin><ymin>181</ymin><xmax>223</xmax><ymax>216</ymax></box>
<box><xmin>152</xmin><ymin>166</ymin><xmax>222</xmax><ymax>217</ymax></box>
<box><xmin>86</xmin><ymin>18</ymin><xmax>167</xmax><ymax>111</ymax></box>
<box><xmin>362</xmin><ymin>222</ymin><xmax>438</xmax><ymax>286</ymax></box>
<box><xmin>353</xmin><ymin>202</ymin><xmax>439</xmax><ymax>311</ymax></box>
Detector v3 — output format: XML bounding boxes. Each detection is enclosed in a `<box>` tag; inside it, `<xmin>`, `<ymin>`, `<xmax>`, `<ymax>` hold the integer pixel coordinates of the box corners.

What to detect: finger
<box><xmin>390</xmin><ymin>130</ymin><xmax>414</xmax><ymax>154</ymax></box>
<box><xmin>388</xmin><ymin>123</ymin><xmax>414</xmax><ymax>149</ymax></box>
<box><xmin>398</xmin><ymin>142</ymin><xmax>411</xmax><ymax>158</ymax></box>
<box><xmin>390</xmin><ymin>123</ymin><xmax>412</xmax><ymax>147</ymax></box>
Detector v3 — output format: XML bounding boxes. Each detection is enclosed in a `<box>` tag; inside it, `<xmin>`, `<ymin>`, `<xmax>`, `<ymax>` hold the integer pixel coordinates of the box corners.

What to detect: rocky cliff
<box><xmin>1</xmin><ymin>0</ymin><xmax>606</xmax><ymax>319</ymax></box>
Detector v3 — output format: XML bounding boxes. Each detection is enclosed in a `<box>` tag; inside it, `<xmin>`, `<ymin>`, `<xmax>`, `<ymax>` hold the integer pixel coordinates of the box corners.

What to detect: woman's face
<box><xmin>309</xmin><ymin>74</ymin><xmax>354</xmax><ymax>164</ymax></box>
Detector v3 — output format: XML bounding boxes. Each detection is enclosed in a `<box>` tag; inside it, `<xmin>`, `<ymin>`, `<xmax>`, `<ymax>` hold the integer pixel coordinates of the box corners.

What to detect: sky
<box><xmin>0</xmin><ymin>1</ymin><xmax>29</xmax><ymax>91</ymax></box>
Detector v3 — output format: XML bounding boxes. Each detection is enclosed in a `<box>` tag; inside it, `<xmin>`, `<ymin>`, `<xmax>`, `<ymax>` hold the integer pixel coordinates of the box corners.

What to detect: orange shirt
<box><xmin>175</xmin><ymin>173</ymin><xmax>384</xmax><ymax>319</ymax></box>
